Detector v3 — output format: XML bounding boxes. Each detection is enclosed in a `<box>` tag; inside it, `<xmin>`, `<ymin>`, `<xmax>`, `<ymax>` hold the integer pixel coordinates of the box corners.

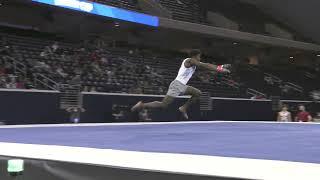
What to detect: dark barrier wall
<box><xmin>0</xmin><ymin>90</ymin><xmax>280</xmax><ymax>124</ymax></box>
<box><xmin>82</xmin><ymin>93</ymin><xmax>274</xmax><ymax>122</ymax></box>
<box><xmin>0</xmin><ymin>90</ymin><xmax>66</xmax><ymax>125</ymax></box>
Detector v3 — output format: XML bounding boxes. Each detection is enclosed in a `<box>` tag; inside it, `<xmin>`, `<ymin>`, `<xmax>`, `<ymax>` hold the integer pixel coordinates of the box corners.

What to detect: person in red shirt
<box><xmin>295</xmin><ymin>105</ymin><xmax>312</xmax><ymax>122</ymax></box>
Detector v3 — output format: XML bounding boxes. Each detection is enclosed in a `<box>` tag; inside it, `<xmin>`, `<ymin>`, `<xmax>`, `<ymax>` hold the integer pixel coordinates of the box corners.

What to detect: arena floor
<box><xmin>0</xmin><ymin>121</ymin><xmax>320</xmax><ymax>179</ymax></box>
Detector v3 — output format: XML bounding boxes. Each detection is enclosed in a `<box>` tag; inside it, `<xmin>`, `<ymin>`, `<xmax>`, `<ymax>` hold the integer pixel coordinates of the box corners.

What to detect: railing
<box><xmin>200</xmin><ymin>92</ymin><xmax>212</xmax><ymax>111</ymax></box>
<box><xmin>138</xmin><ymin>0</ymin><xmax>172</xmax><ymax>18</ymax></box>
<box><xmin>246</xmin><ymin>65</ymin><xmax>259</xmax><ymax>72</ymax></box>
<box><xmin>34</xmin><ymin>73</ymin><xmax>60</xmax><ymax>91</ymax></box>
<box><xmin>221</xmin><ymin>77</ymin><xmax>240</xmax><ymax>89</ymax></box>
<box><xmin>59</xmin><ymin>84</ymin><xmax>83</xmax><ymax>109</ymax></box>
<box><xmin>247</xmin><ymin>88</ymin><xmax>266</xmax><ymax>97</ymax></box>
<box><xmin>2</xmin><ymin>56</ymin><xmax>27</xmax><ymax>77</ymax></box>
<box><xmin>264</xmin><ymin>72</ymin><xmax>281</xmax><ymax>83</ymax></box>
<box><xmin>285</xmin><ymin>82</ymin><xmax>303</xmax><ymax>93</ymax></box>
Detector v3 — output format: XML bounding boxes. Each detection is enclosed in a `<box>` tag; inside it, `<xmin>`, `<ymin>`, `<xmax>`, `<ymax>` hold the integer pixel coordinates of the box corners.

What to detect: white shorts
<box><xmin>166</xmin><ymin>80</ymin><xmax>188</xmax><ymax>97</ymax></box>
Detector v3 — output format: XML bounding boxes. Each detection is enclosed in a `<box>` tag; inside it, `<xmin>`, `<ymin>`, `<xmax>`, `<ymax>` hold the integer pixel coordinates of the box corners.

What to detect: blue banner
<box><xmin>32</xmin><ymin>0</ymin><xmax>159</xmax><ymax>27</ymax></box>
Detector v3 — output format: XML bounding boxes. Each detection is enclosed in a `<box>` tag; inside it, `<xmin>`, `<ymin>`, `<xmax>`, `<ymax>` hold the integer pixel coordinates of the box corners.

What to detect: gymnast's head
<box><xmin>189</xmin><ymin>49</ymin><xmax>202</xmax><ymax>62</ymax></box>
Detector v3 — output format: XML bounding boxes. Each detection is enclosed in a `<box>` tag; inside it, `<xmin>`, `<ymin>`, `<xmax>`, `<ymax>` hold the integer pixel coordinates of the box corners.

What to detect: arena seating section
<box><xmin>0</xmin><ymin>31</ymin><xmax>245</xmax><ymax>97</ymax></box>
<box><xmin>1</xmin><ymin>30</ymin><xmax>319</xmax><ymax>100</ymax></box>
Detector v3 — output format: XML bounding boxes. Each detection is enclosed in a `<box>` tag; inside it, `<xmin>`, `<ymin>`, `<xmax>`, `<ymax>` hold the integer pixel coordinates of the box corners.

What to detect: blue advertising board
<box><xmin>32</xmin><ymin>0</ymin><xmax>159</xmax><ymax>27</ymax></box>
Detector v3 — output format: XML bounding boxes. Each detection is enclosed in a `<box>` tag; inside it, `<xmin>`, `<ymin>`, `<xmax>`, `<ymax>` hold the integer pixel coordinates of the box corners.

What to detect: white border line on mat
<box><xmin>0</xmin><ymin>121</ymin><xmax>319</xmax><ymax>129</ymax></box>
<box><xmin>0</xmin><ymin>142</ymin><xmax>319</xmax><ymax>180</ymax></box>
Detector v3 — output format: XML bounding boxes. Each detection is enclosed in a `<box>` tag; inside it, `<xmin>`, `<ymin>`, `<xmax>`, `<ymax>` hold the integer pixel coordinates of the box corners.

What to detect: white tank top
<box><xmin>279</xmin><ymin>111</ymin><xmax>290</xmax><ymax>122</ymax></box>
<box><xmin>175</xmin><ymin>58</ymin><xmax>196</xmax><ymax>85</ymax></box>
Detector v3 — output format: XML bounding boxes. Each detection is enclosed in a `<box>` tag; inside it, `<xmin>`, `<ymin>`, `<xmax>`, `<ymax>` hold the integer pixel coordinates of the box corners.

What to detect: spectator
<box><xmin>90</xmin><ymin>86</ymin><xmax>97</xmax><ymax>92</ymax></box>
<box><xmin>139</xmin><ymin>109</ymin><xmax>152</xmax><ymax>122</ymax></box>
<box><xmin>51</xmin><ymin>42</ymin><xmax>59</xmax><ymax>53</ymax></box>
<box><xmin>0</xmin><ymin>37</ymin><xmax>12</xmax><ymax>56</ymax></box>
<box><xmin>74</xmin><ymin>67</ymin><xmax>82</xmax><ymax>76</ymax></box>
<box><xmin>16</xmin><ymin>77</ymin><xmax>25</xmax><ymax>89</ymax></box>
<box><xmin>29</xmin><ymin>59</ymin><xmax>51</xmax><ymax>72</ymax></box>
<box><xmin>313</xmin><ymin>112</ymin><xmax>320</xmax><ymax>122</ymax></box>
<box><xmin>83</xmin><ymin>86</ymin><xmax>89</xmax><ymax>92</ymax></box>
<box><xmin>56</xmin><ymin>66</ymin><xmax>68</xmax><ymax>78</ymax></box>
<box><xmin>158</xmin><ymin>86</ymin><xmax>165</xmax><ymax>94</ymax></box>
<box><xmin>100</xmin><ymin>57</ymin><xmax>109</xmax><ymax>65</ymax></box>
<box><xmin>40</xmin><ymin>42</ymin><xmax>60</xmax><ymax>57</ymax></box>
<box><xmin>112</xmin><ymin>105</ymin><xmax>126</xmax><ymax>121</ymax></box>
<box><xmin>130</xmin><ymin>85</ymin><xmax>143</xmax><ymax>94</ymax></box>
<box><xmin>0</xmin><ymin>64</ymin><xmax>6</xmax><ymax>75</ymax></box>
<box><xmin>66</xmin><ymin>107</ymin><xmax>85</xmax><ymax>123</ymax></box>
<box><xmin>295</xmin><ymin>105</ymin><xmax>312</xmax><ymax>122</ymax></box>
<box><xmin>24</xmin><ymin>78</ymin><xmax>34</xmax><ymax>89</ymax></box>
<box><xmin>277</xmin><ymin>104</ymin><xmax>292</xmax><ymax>122</ymax></box>
<box><xmin>6</xmin><ymin>76</ymin><xmax>17</xmax><ymax>89</ymax></box>
<box><xmin>69</xmin><ymin>74</ymin><xmax>81</xmax><ymax>85</ymax></box>
<box><xmin>4</xmin><ymin>62</ymin><xmax>13</xmax><ymax>74</ymax></box>
<box><xmin>91</xmin><ymin>61</ymin><xmax>103</xmax><ymax>75</ymax></box>
<box><xmin>0</xmin><ymin>75</ymin><xmax>6</xmax><ymax>88</ymax></box>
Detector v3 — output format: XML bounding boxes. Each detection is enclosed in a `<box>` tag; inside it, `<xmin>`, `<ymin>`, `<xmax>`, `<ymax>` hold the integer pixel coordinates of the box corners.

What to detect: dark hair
<box><xmin>189</xmin><ymin>49</ymin><xmax>201</xmax><ymax>57</ymax></box>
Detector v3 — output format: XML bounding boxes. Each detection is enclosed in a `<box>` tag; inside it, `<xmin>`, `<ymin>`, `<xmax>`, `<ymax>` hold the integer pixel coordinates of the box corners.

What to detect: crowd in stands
<box><xmin>277</xmin><ymin>104</ymin><xmax>318</xmax><ymax>122</ymax></box>
<box><xmin>1</xmin><ymin>29</ymin><xmax>319</xmax><ymax>100</ymax></box>
<box><xmin>0</xmin><ymin>37</ymin><xmax>31</xmax><ymax>89</ymax></box>
<box><xmin>1</xmin><ymin>32</ymin><xmax>172</xmax><ymax>95</ymax></box>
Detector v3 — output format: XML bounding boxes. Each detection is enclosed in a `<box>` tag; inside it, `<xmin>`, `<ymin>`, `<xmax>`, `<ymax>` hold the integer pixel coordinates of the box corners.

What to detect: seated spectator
<box><xmin>74</xmin><ymin>67</ymin><xmax>82</xmax><ymax>76</ymax></box>
<box><xmin>13</xmin><ymin>76</ymin><xmax>26</xmax><ymax>89</ymax></box>
<box><xmin>130</xmin><ymin>86</ymin><xmax>143</xmax><ymax>94</ymax></box>
<box><xmin>29</xmin><ymin>59</ymin><xmax>51</xmax><ymax>72</ymax></box>
<box><xmin>4</xmin><ymin>62</ymin><xmax>13</xmax><ymax>74</ymax></box>
<box><xmin>40</xmin><ymin>42</ymin><xmax>60</xmax><ymax>57</ymax></box>
<box><xmin>83</xmin><ymin>86</ymin><xmax>89</xmax><ymax>92</ymax></box>
<box><xmin>90</xmin><ymin>86</ymin><xmax>97</xmax><ymax>92</ymax></box>
<box><xmin>158</xmin><ymin>86</ymin><xmax>165</xmax><ymax>94</ymax></box>
<box><xmin>5</xmin><ymin>76</ymin><xmax>17</xmax><ymax>89</ymax></box>
<box><xmin>69</xmin><ymin>74</ymin><xmax>81</xmax><ymax>85</ymax></box>
<box><xmin>56</xmin><ymin>66</ymin><xmax>68</xmax><ymax>78</ymax></box>
<box><xmin>91</xmin><ymin>61</ymin><xmax>103</xmax><ymax>75</ymax></box>
<box><xmin>51</xmin><ymin>42</ymin><xmax>59</xmax><ymax>53</ymax></box>
<box><xmin>0</xmin><ymin>64</ymin><xmax>6</xmax><ymax>75</ymax></box>
<box><xmin>277</xmin><ymin>104</ymin><xmax>292</xmax><ymax>122</ymax></box>
<box><xmin>0</xmin><ymin>75</ymin><xmax>6</xmax><ymax>88</ymax></box>
<box><xmin>24</xmin><ymin>78</ymin><xmax>34</xmax><ymax>89</ymax></box>
<box><xmin>100</xmin><ymin>57</ymin><xmax>109</xmax><ymax>65</ymax></box>
<box><xmin>0</xmin><ymin>37</ymin><xmax>12</xmax><ymax>56</ymax></box>
<box><xmin>295</xmin><ymin>105</ymin><xmax>312</xmax><ymax>122</ymax></box>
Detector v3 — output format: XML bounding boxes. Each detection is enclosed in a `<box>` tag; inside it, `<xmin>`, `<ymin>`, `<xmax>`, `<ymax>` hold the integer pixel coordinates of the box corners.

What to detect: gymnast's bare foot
<box><xmin>179</xmin><ymin>106</ymin><xmax>189</xmax><ymax>119</ymax></box>
<box><xmin>131</xmin><ymin>101</ymin><xmax>144</xmax><ymax>112</ymax></box>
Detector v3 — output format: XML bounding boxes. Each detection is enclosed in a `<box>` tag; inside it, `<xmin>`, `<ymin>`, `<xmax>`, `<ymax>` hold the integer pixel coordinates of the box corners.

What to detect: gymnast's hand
<box><xmin>218</xmin><ymin>64</ymin><xmax>232</xmax><ymax>73</ymax></box>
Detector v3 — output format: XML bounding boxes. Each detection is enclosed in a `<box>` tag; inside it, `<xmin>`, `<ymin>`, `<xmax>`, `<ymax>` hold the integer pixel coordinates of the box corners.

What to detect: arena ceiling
<box><xmin>239</xmin><ymin>0</ymin><xmax>320</xmax><ymax>44</ymax></box>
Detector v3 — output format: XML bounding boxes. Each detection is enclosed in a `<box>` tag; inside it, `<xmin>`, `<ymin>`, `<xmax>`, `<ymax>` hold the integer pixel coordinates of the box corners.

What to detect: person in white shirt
<box><xmin>277</xmin><ymin>104</ymin><xmax>292</xmax><ymax>122</ymax></box>
<box><xmin>131</xmin><ymin>49</ymin><xmax>231</xmax><ymax>119</ymax></box>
